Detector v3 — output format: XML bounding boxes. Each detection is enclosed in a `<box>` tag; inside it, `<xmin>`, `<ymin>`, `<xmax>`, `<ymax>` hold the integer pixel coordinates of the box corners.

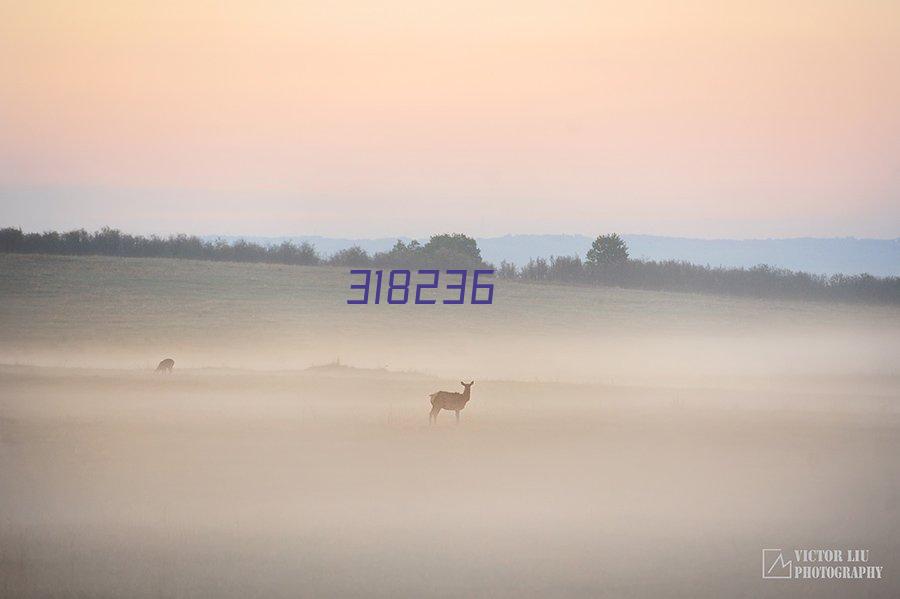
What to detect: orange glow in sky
<box><xmin>1</xmin><ymin>1</ymin><xmax>899</xmax><ymax>237</ymax></box>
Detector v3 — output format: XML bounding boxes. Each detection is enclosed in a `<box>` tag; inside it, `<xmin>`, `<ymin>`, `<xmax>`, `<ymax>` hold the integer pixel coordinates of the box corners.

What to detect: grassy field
<box><xmin>1</xmin><ymin>254</ymin><xmax>899</xmax><ymax>597</ymax></box>
<box><xmin>1</xmin><ymin>253</ymin><xmax>897</xmax><ymax>380</ymax></box>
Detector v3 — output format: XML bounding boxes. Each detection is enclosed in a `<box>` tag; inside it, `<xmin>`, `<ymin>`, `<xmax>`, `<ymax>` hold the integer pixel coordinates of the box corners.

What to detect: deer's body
<box><xmin>156</xmin><ymin>358</ymin><xmax>175</xmax><ymax>373</ymax></box>
<box><xmin>429</xmin><ymin>381</ymin><xmax>474</xmax><ymax>424</ymax></box>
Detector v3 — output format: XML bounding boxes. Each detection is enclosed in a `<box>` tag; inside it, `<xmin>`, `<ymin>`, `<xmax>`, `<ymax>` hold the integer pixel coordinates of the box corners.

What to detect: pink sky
<box><xmin>1</xmin><ymin>1</ymin><xmax>899</xmax><ymax>237</ymax></box>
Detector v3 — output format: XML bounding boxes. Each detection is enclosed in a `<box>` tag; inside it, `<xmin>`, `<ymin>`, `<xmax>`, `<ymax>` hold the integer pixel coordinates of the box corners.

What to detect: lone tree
<box><xmin>586</xmin><ymin>233</ymin><xmax>629</xmax><ymax>267</ymax></box>
<box><xmin>370</xmin><ymin>234</ymin><xmax>484</xmax><ymax>269</ymax></box>
<box><xmin>422</xmin><ymin>233</ymin><xmax>484</xmax><ymax>269</ymax></box>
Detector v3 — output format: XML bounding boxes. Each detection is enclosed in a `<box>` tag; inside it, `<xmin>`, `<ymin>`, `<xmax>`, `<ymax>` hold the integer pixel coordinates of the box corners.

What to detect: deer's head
<box><xmin>460</xmin><ymin>381</ymin><xmax>474</xmax><ymax>395</ymax></box>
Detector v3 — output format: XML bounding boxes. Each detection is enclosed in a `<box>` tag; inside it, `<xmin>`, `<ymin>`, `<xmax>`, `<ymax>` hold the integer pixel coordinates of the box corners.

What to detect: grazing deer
<box><xmin>429</xmin><ymin>381</ymin><xmax>474</xmax><ymax>424</ymax></box>
<box><xmin>155</xmin><ymin>358</ymin><xmax>175</xmax><ymax>373</ymax></box>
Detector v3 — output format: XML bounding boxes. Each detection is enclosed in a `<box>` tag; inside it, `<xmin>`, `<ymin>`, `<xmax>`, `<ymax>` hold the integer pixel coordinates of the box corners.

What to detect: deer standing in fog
<box><xmin>155</xmin><ymin>358</ymin><xmax>175</xmax><ymax>373</ymax></box>
<box><xmin>429</xmin><ymin>381</ymin><xmax>474</xmax><ymax>424</ymax></box>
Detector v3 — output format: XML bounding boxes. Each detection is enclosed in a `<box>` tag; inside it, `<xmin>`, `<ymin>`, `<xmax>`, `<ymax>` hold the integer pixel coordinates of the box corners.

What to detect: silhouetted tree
<box><xmin>422</xmin><ymin>233</ymin><xmax>484</xmax><ymax>268</ymax></box>
<box><xmin>548</xmin><ymin>255</ymin><xmax>585</xmax><ymax>282</ymax></box>
<box><xmin>0</xmin><ymin>227</ymin><xmax>23</xmax><ymax>252</ymax></box>
<box><xmin>586</xmin><ymin>233</ymin><xmax>629</xmax><ymax>267</ymax></box>
<box><xmin>372</xmin><ymin>240</ymin><xmax>421</xmax><ymax>268</ymax></box>
<box><xmin>497</xmin><ymin>260</ymin><xmax>518</xmax><ymax>279</ymax></box>
<box><xmin>328</xmin><ymin>246</ymin><xmax>371</xmax><ymax>266</ymax></box>
<box><xmin>520</xmin><ymin>257</ymin><xmax>550</xmax><ymax>281</ymax></box>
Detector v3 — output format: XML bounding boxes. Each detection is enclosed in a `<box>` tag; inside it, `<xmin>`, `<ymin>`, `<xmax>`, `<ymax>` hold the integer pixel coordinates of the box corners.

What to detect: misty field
<box><xmin>1</xmin><ymin>254</ymin><xmax>899</xmax><ymax>598</ymax></box>
<box><xmin>2</xmin><ymin>254</ymin><xmax>897</xmax><ymax>380</ymax></box>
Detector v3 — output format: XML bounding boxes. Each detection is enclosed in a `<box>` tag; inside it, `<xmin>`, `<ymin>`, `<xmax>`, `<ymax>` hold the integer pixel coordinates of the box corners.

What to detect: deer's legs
<box><xmin>455</xmin><ymin>410</ymin><xmax>460</xmax><ymax>424</ymax></box>
<box><xmin>429</xmin><ymin>405</ymin><xmax>440</xmax><ymax>424</ymax></box>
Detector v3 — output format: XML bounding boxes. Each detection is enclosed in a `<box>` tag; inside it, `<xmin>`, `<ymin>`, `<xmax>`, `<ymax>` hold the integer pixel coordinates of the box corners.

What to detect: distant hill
<box><xmin>204</xmin><ymin>234</ymin><xmax>900</xmax><ymax>276</ymax></box>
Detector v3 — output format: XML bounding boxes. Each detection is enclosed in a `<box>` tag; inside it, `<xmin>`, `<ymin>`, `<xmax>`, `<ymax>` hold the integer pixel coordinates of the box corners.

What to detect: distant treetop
<box><xmin>586</xmin><ymin>233</ymin><xmax>629</xmax><ymax>267</ymax></box>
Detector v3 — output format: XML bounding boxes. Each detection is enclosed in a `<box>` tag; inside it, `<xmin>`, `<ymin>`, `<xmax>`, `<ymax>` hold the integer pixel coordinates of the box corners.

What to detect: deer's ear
<box><xmin>460</xmin><ymin>381</ymin><xmax>465</xmax><ymax>385</ymax></box>
<box><xmin>469</xmin><ymin>381</ymin><xmax>475</xmax><ymax>385</ymax></box>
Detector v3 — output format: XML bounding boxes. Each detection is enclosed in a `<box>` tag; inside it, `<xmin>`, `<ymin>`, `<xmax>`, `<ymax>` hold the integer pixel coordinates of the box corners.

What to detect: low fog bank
<box><xmin>4</xmin><ymin>331</ymin><xmax>897</xmax><ymax>386</ymax></box>
<box><xmin>1</xmin><ymin>366</ymin><xmax>898</xmax><ymax>598</ymax></box>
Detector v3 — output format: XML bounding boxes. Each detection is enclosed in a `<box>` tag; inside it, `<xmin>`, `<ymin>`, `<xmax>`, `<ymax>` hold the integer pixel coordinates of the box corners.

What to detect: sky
<box><xmin>1</xmin><ymin>0</ymin><xmax>899</xmax><ymax>239</ymax></box>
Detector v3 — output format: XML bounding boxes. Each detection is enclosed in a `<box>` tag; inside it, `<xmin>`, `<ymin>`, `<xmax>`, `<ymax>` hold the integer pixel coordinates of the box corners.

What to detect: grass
<box><xmin>1</xmin><ymin>253</ymin><xmax>898</xmax><ymax>380</ymax></box>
